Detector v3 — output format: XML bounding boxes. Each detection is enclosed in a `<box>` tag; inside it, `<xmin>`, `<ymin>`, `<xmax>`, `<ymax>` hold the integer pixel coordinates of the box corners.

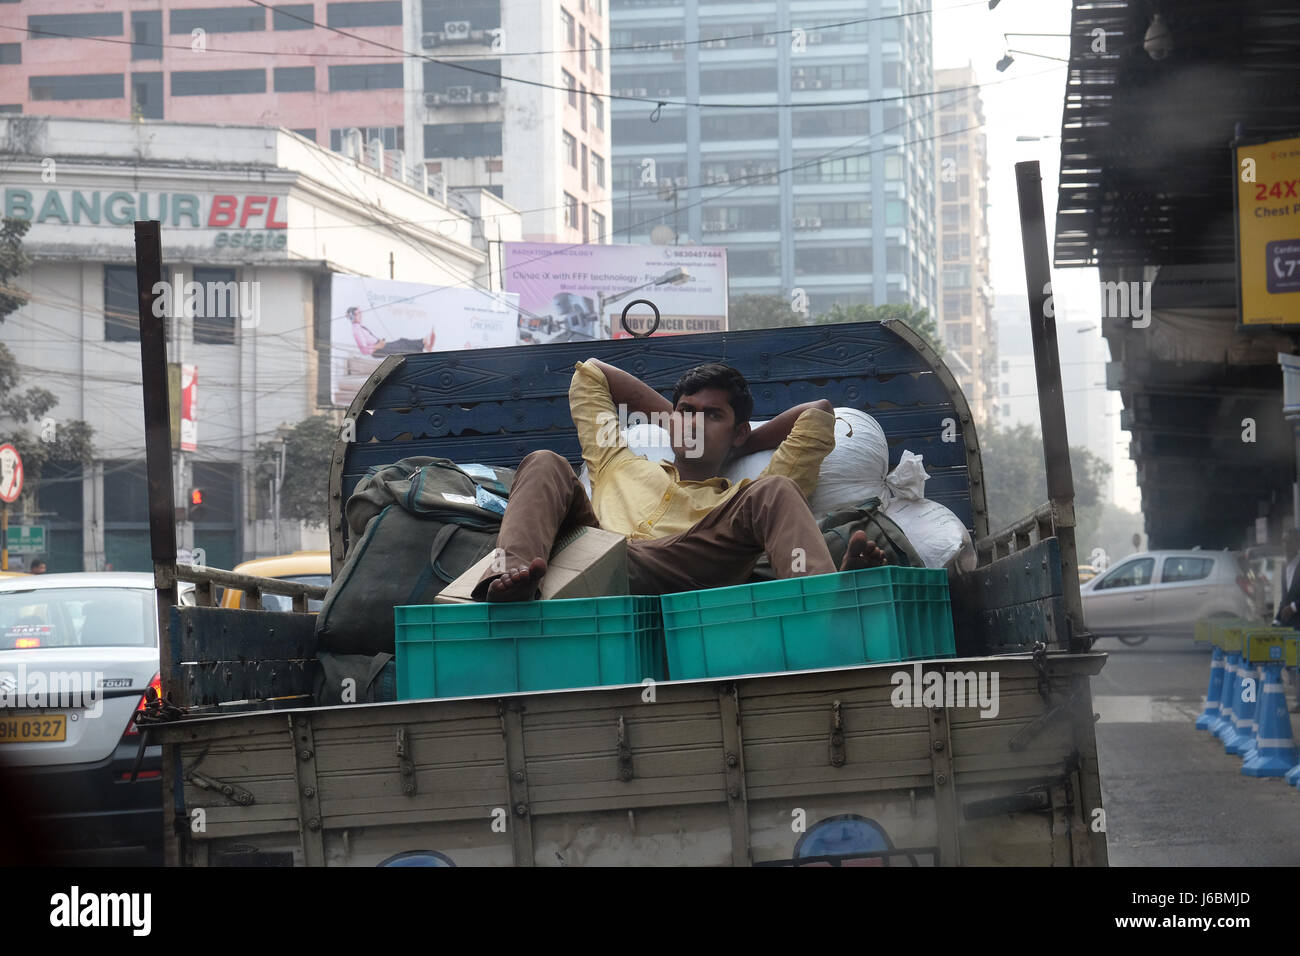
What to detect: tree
<box><xmin>0</xmin><ymin>218</ymin><xmax>96</xmax><ymax>501</ymax></box>
<box><xmin>978</xmin><ymin>422</ymin><xmax>1111</xmax><ymax>546</ymax></box>
<box><xmin>728</xmin><ymin>293</ymin><xmax>804</xmax><ymax>331</ymax></box>
<box><xmin>255</xmin><ymin>415</ymin><xmax>339</xmax><ymax>527</ymax></box>
<box><xmin>813</xmin><ymin>302</ymin><xmax>946</xmax><ymax>357</ymax></box>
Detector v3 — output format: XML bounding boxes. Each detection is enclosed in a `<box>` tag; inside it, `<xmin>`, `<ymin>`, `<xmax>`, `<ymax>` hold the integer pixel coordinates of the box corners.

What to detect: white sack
<box><xmin>880</xmin><ymin>451</ymin><xmax>976</xmax><ymax>571</ymax></box>
<box><xmin>577</xmin><ymin>422</ymin><xmax>673</xmax><ymax>494</ymax></box>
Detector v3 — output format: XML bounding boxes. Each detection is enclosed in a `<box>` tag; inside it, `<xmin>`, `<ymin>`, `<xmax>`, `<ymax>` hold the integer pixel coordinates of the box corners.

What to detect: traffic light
<box><xmin>188</xmin><ymin>487</ymin><xmax>205</xmax><ymax>520</ymax></box>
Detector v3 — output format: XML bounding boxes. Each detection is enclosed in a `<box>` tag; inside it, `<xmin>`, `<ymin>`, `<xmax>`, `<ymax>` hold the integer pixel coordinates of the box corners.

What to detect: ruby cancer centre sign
<box><xmin>3</xmin><ymin>187</ymin><xmax>289</xmax><ymax>250</ymax></box>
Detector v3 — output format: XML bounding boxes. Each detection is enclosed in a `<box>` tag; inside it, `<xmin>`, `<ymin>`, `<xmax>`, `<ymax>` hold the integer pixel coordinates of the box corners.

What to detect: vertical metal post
<box><xmin>1</xmin><ymin>504</ymin><xmax>7</xmax><ymax>571</ymax></box>
<box><xmin>1014</xmin><ymin>161</ymin><xmax>1087</xmax><ymax>651</ymax></box>
<box><xmin>135</xmin><ymin>220</ymin><xmax>182</xmax><ymax>864</ymax></box>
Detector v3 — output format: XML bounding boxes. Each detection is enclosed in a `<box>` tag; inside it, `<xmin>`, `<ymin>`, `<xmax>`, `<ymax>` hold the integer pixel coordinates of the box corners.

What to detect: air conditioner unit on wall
<box><xmin>674</xmin><ymin>176</ymin><xmax>687</xmax><ymax>186</ymax></box>
<box><xmin>447</xmin><ymin>85</ymin><xmax>473</xmax><ymax>103</ymax></box>
<box><xmin>793</xmin><ymin>217</ymin><xmax>806</xmax><ymax>228</ymax></box>
<box><xmin>809</xmin><ymin>217</ymin><xmax>822</xmax><ymax>228</ymax></box>
<box><xmin>424</xmin><ymin>92</ymin><xmax>443</xmax><ymax>107</ymax></box>
<box><xmin>763</xmin><ymin>35</ymin><xmax>777</xmax><ymax>46</ymax></box>
<box><xmin>474</xmin><ymin>90</ymin><xmax>501</xmax><ymax>104</ymax></box>
<box><xmin>444</xmin><ymin>20</ymin><xmax>471</xmax><ymax>39</ymax></box>
<box><xmin>421</xmin><ymin>32</ymin><xmax>438</xmax><ymax>49</ymax></box>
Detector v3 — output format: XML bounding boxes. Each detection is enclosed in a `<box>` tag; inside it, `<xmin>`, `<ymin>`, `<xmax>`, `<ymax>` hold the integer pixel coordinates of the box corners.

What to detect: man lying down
<box><xmin>473</xmin><ymin>358</ymin><xmax>888</xmax><ymax>603</ymax></box>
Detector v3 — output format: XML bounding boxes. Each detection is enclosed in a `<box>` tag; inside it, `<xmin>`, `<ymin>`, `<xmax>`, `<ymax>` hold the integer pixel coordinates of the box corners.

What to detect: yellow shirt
<box><xmin>570</xmin><ymin>360</ymin><xmax>836</xmax><ymax>540</ymax></box>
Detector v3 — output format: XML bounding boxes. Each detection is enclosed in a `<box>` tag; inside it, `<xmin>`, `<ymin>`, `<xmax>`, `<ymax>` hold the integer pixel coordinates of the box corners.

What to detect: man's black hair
<box><xmin>672</xmin><ymin>363</ymin><xmax>754</xmax><ymax>425</ymax></box>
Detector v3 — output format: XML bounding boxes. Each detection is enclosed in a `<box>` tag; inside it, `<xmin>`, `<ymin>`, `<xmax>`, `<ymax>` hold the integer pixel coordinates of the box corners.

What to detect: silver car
<box><xmin>0</xmin><ymin>573</ymin><xmax>190</xmax><ymax>863</ymax></box>
<box><xmin>1081</xmin><ymin>550</ymin><xmax>1258</xmax><ymax>645</ymax></box>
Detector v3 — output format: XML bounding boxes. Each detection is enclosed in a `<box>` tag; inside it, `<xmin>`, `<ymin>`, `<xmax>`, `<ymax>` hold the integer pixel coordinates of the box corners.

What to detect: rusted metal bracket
<box><xmin>829</xmin><ymin>699</ymin><xmax>845</xmax><ymax>767</ymax></box>
<box><xmin>717</xmin><ymin>685</ymin><xmax>750</xmax><ymax>867</ymax></box>
<box><xmin>290</xmin><ymin>714</ymin><xmax>326</xmax><ymax>867</ymax></box>
<box><xmin>397</xmin><ymin>728</ymin><xmax>417</xmax><ymax>796</ymax></box>
<box><xmin>499</xmin><ymin>700</ymin><xmax>534</xmax><ymax>866</ymax></box>
<box><xmin>187</xmin><ymin>769</ymin><xmax>255</xmax><ymax>807</ymax></box>
<box><xmin>616</xmin><ymin>715</ymin><xmax>634</xmax><ymax>781</ymax></box>
<box><xmin>925</xmin><ymin>698</ymin><xmax>961</xmax><ymax>866</ymax></box>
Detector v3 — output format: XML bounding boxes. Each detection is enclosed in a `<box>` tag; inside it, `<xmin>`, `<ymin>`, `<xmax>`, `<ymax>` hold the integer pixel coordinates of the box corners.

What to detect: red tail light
<box><xmin>1237</xmin><ymin>575</ymin><xmax>1255</xmax><ymax>598</ymax></box>
<box><xmin>13</xmin><ymin>637</ymin><xmax>40</xmax><ymax>649</ymax></box>
<box><xmin>124</xmin><ymin>674</ymin><xmax>162</xmax><ymax>737</ymax></box>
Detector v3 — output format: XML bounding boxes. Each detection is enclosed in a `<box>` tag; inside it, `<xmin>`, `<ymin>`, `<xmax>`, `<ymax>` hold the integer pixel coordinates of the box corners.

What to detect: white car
<box><xmin>1081</xmin><ymin>550</ymin><xmax>1258</xmax><ymax>645</ymax></box>
<box><xmin>0</xmin><ymin>573</ymin><xmax>191</xmax><ymax>862</ymax></box>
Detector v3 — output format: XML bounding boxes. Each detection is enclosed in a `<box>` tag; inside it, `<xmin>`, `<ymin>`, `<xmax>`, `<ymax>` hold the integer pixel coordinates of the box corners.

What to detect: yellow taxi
<box><xmin>1078</xmin><ymin>563</ymin><xmax>1098</xmax><ymax>585</ymax></box>
<box><xmin>219</xmin><ymin>551</ymin><xmax>331</xmax><ymax>611</ymax></box>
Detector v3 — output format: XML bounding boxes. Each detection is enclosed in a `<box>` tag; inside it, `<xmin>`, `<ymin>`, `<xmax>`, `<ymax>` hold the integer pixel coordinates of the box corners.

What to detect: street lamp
<box><xmin>597</xmin><ymin>268</ymin><xmax>690</xmax><ymax>338</ymax></box>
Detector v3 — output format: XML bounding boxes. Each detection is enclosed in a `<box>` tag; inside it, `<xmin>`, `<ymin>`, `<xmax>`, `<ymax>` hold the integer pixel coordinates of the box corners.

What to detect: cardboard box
<box><xmin>435</xmin><ymin>525</ymin><xmax>628</xmax><ymax>603</ymax></box>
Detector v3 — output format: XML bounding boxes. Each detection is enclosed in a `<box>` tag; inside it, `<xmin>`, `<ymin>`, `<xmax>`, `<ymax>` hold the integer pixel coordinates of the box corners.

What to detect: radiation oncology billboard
<box><xmin>502</xmin><ymin>243</ymin><xmax>727</xmax><ymax>343</ymax></box>
<box><xmin>330</xmin><ymin>275</ymin><xmax>518</xmax><ymax>407</ymax></box>
<box><xmin>1236</xmin><ymin>134</ymin><xmax>1300</xmax><ymax>326</ymax></box>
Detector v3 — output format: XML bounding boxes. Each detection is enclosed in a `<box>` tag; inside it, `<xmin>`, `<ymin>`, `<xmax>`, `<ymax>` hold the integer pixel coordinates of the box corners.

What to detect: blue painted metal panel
<box><xmin>341</xmin><ymin>321</ymin><xmax>975</xmax><ymax>552</ymax></box>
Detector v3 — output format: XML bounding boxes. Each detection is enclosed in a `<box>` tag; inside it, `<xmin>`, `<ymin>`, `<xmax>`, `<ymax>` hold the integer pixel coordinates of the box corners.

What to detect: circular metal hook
<box><xmin>620</xmin><ymin>299</ymin><xmax>661</xmax><ymax>339</ymax></box>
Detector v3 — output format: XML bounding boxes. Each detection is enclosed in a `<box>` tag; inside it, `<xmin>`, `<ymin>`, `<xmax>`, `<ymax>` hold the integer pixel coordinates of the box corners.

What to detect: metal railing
<box><xmin>172</xmin><ymin>563</ymin><xmax>329</xmax><ymax>612</ymax></box>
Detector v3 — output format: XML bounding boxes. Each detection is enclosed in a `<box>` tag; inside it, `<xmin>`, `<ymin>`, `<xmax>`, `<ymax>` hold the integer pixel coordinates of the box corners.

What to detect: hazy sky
<box><xmin>933</xmin><ymin>0</ymin><xmax>1140</xmax><ymax>511</ymax></box>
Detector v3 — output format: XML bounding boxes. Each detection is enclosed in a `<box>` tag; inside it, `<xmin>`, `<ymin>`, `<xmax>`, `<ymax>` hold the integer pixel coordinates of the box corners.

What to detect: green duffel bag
<box><xmin>316</xmin><ymin>458</ymin><xmax>513</xmax><ymax>656</ymax></box>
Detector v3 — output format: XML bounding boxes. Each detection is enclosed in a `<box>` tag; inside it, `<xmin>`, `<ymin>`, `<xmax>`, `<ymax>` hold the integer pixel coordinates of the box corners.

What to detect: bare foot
<box><xmin>840</xmin><ymin>530</ymin><xmax>889</xmax><ymax>572</ymax></box>
<box><xmin>485</xmin><ymin>557</ymin><xmax>547</xmax><ymax>602</ymax></box>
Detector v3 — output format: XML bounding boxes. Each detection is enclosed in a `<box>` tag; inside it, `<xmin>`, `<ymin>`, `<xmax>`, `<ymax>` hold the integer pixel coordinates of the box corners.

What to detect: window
<box><xmin>562</xmin><ymin>69</ymin><xmax>577</xmax><ymax>106</ymax></box>
<box><xmin>792</xmin><ymin>108</ymin><xmax>869</xmax><ymax>137</ymax></box>
<box><xmin>593</xmin><ymin>94</ymin><xmax>604</xmax><ymax>130</ymax></box>
<box><xmin>591</xmin><ymin>150</ymin><xmax>605</xmax><ymax>187</ymax></box>
<box><xmin>1097</xmin><ymin>558</ymin><xmax>1155</xmax><ymax>590</ymax></box>
<box><xmin>701</xmin><ymin>68</ymin><xmax>777</xmax><ymax>94</ymax></box>
<box><xmin>564</xmin><ymin>192</ymin><xmax>579</xmax><ymax>229</ymax></box>
<box><xmin>424</xmin><ymin>122</ymin><xmax>501</xmax><ymax>157</ymax></box>
<box><xmin>614</xmin><ymin>113</ymin><xmax>685</xmax><ymax>143</ymax></box>
<box><xmin>700</xmin><ymin>112</ymin><xmax>777</xmax><ymax>140</ymax></box>
<box><xmin>0</xmin><ymin>105</ymin><xmax>21</xmax><ymax>114</ymax></box>
<box><xmin>330</xmin><ymin>125</ymin><xmax>403</xmax><ymax>150</ymax></box>
<box><xmin>615</xmin><ymin>70</ymin><xmax>685</xmax><ymax>97</ymax></box>
<box><xmin>794</xmin><ymin>246</ymin><xmax>872</xmax><ymax>274</ymax></box>
<box><xmin>593</xmin><ymin>38</ymin><xmax>603</xmax><ymax>72</ymax></box>
<box><xmin>1161</xmin><ymin>557</ymin><xmax>1214</xmax><ymax>584</ymax></box>
<box><xmin>273</xmin><ymin>66</ymin><xmax>314</xmax><ymax>92</ymax></box>
<box><xmin>581</xmin><ymin>201</ymin><xmax>589</xmax><ymax>242</ymax></box>
<box><xmin>29</xmin><ymin>13</ymin><xmax>123</xmax><ymax>38</ymax></box>
<box><xmin>30</xmin><ymin>74</ymin><xmax>124</xmax><ymax>101</ymax></box>
<box><xmin>591</xmin><ymin>209</ymin><xmax>606</xmax><ymax>241</ymax></box>
<box><xmin>423</xmin><ymin>0</ymin><xmax>499</xmax><ymax>31</ymax></box>
<box><xmin>885</xmin><ymin>200</ymin><xmax>904</xmax><ymax>226</ymax></box>
<box><xmin>328</xmin><ymin>63</ymin><xmax>402</xmax><ymax>90</ymax></box>
<box><xmin>131</xmin><ymin>11</ymin><xmax>162</xmax><ymax>60</ymax></box>
<box><xmin>562</xmin><ymin>9</ymin><xmax>576</xmax><ymax>46</ymax></box>
<box><xmin>104</xmin><ymin>266</ymin><xmax>138</xmax><ymax>342</ymax></box>
<box><xmin>581</xmin><ymin>143</ymin><xmax>589</xmax><ymax>188</ymax></box>
<box><xmin>0</xmin><ymin>44</ymin><xmax>19</xmax><ymax>65</ymax></box>
<box><xmin>792</xmin><ymin>154</ymin><xmax>869</xmax><ymax>184</ymax></box>
<box><xmin>273</xmin><ymin>4</ymin><xmax>314</xmax><ymax>30</ymax></box>
<box><xmin>794</xmin><ymin>201</ymin><xmax>870</xmax><ymax>227</ymax></box>
<box><xmin>191</xmin><ymin>268</ymin><xmax>239</xmax><ymax>345</ymax></box>
<box><xmin>424</xmin><ymin>60</ymin><xmax>501</xmax><ymax>92</ymax></box>
<box><xmin>563</xmin><ymin>131</ymin><xmax>578</xmax><ymax>167</ymax></box>
<box><xmin>172</xmin><ymin>69</ymin><xmax>265</xmax><ymax>96</ymax></box>
<box><xmin>579</xmin><ymin>25</ymin><xmax>587</xmax><ymax>70</ymax></box>
<box><xmin>169</xmin><ymin>7</ymin><xmax>265</xmax><ymax>34</ymax></box>
<box><xmin>292</xmin><ymin>128</ymin><xmax>316</xmax><ymax>142</ymax></box>
<box><xmin>131</xmin><ymin>73</ymin><xmax>164</xmax><ymax>119</ymax></box>
<box><xmin>728</xmin><ymin>248</ymin><xmax>780</xmax><ymax>277</ymax></box>
<box><xmin>327</xmin><ymin>2</ymin><xmax>402</xmax><ymax>27</ymax></box>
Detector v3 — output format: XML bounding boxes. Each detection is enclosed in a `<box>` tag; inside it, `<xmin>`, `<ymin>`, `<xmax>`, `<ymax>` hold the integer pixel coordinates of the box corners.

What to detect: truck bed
<box><xmin>156</xmin><ymin>651</ymin><xmax>1107</xmax><ymax>867</ymax></box>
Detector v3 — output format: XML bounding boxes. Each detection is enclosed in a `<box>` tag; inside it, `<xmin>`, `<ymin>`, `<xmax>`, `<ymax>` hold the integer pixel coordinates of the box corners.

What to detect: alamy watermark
<box><xmin>890</xmin><ymin>663</ymin><xmax>1000</xmax><ymax>719</ymax></box>
<box><xmin>0</xmin><ymin>664</ymin><xmax>104</xmax><ymax>718</ymax></box>
<box><xmin>151</xmin><ymin>270</ymin><xmax>260</xmax><ymax>328</ymax></box>
<box><xmin>594</xmin><ymin>404</ymin><xmax>705</xmax><ymax>458</ymax></box>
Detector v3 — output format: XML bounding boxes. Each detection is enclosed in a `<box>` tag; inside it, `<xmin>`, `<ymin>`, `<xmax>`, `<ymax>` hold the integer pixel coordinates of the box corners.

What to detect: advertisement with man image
<box><xmin>502</xmin><ymin>242</ymin><xmax>728</xmax><ymax>344</ymax></box>
<box><xmin>329</xmin><ymin>275</ymin><xmax>518</xmax><ymax>407</ymax></box>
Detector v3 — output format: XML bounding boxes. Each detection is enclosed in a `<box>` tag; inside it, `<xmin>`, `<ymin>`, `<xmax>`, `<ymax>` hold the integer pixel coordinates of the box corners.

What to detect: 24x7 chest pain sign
<box><xmin>1236</xmin><ymin>135</ymin><xmax>1300</xmax><ymax>326</ymax></box>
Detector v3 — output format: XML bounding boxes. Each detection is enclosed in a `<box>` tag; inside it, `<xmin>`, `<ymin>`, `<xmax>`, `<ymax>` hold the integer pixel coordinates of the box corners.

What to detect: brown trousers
<box><xmin>473</xmin><ymin>450</ymin><xmax>837</xmax><ymax>599</ymax></box>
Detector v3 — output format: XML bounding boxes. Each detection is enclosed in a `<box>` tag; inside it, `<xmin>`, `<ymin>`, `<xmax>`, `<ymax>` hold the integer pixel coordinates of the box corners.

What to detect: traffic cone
<box><xmin>1243</xmin><ymin>661</ymin><xmax>1299</xmax><ymax>776</ymax></box>
<box><xmin>1195</xmin><ymin>645</ymin><xmax>1225</xmax><ymax>731</ymax></box>
<box><xmin>1227</xmin><ymin>662</ymin><xmax>1259</xmax><ymax>757</ymax></box>
<box><xmin>1211</xmin><ymin>652</ymin><xmax>1240</xmax><ymax>742</ymax></box>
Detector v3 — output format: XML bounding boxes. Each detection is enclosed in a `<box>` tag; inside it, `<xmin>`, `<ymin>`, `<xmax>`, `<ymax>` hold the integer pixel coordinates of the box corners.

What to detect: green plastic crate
<box><xmin>395</xmin><ymin>595</ymin><xmax>666</xmax><ymax>700</ymax></box>
<box><xmin>659</xmin><ymin>566</ymin><xmax>954</xmax><ymax>680</ymax></box>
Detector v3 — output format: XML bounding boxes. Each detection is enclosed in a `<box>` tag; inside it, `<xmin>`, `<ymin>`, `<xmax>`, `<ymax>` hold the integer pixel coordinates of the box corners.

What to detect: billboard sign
<box><xmin>329</xmin><ymin>275</ymin><xmax>518</xmax><ymax>407</ymax></box>
<box><xmin>502</xmin><ymin>243</ymin><xmax>728</xmax><ymax>343</ymax></box>
<box><xmin>1235</xmin><ymin>135</ymin><xmax>1300</xmax><ymax>326</ymax></box>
